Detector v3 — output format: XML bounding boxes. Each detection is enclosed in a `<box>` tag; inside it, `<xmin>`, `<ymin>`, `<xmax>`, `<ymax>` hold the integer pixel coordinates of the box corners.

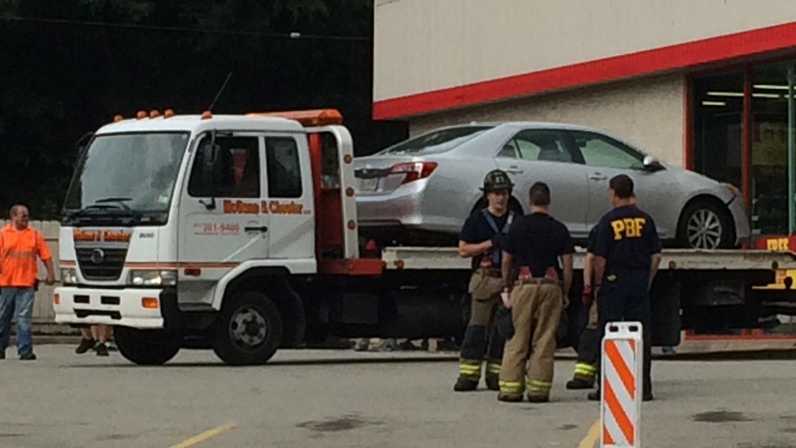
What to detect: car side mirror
<box><xmin>643</xmin><ymin>155</ymin><xmax>665</xmax><ymax>172</ymax></box>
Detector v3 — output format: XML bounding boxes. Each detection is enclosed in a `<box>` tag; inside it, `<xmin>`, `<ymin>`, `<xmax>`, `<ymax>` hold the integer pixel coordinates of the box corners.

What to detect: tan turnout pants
<box><xmin>499</xmin><ymin>282</ymin><xmax>563</xmax><ymax>400</ymax></box>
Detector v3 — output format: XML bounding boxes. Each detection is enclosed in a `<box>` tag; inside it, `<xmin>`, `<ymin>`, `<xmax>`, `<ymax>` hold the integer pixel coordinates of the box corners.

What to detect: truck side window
<box><xmin>266</xmin><ymin>137</ymin><xmax>302</xmax><ymax>198</ymax></box>
<box><xmin>188</xmin><ymin>136</ymin><xmax>260</xmax><ymax>198</ymax></box>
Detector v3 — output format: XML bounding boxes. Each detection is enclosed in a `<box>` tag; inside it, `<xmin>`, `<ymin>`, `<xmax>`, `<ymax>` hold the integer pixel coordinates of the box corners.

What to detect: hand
<box><xmin>491</xmin><ymin>234</ymin><xmax>508</xmax><ymax>251</ymax></box>
<box><xmin>501</xmin><ymin>289</ymin><xmax>512</xmax><ymax>309</ymax></box>
<box><xmin>45</xmin><ymin>274</ymin><xmax>55</xmax><ymax>286</ymax></box>
<box><xmin>581</xmin><ymin>285</ymin><xmax>593</xmax><ymax>305</ymax></box>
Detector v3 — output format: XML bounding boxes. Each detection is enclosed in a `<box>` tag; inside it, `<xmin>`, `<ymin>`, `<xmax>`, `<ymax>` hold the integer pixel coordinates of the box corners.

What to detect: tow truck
<box><xmin>53</xmin><ymin>109</ymin><xmax>796</xmax><ymax>365</ymax></box>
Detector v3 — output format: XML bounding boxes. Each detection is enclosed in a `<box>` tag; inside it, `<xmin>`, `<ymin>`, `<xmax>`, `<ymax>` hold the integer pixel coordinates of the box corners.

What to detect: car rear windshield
<box><xmin>381</xmin><ymin>126</ymin><xmax>493</xmax><ymax>155</ymax></box>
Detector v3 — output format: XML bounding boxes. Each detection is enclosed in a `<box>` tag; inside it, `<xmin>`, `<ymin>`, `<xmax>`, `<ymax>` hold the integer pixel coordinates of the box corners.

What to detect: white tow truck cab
<box><xmin>54</xmin><ymin>109</ymin><xmax>796</xmax><ymax>365</ymax></box>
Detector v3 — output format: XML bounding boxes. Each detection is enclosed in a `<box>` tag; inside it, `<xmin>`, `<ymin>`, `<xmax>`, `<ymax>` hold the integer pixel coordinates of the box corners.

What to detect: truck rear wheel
<box><xmin>114</xmin><ymin>326</ymin><xmax>181</xmax><ymax>365</ymax></box>
<box><xmin>212</xmin><ymin>291</ymin><xmax>283</xmax><ymax>365</ymax></box>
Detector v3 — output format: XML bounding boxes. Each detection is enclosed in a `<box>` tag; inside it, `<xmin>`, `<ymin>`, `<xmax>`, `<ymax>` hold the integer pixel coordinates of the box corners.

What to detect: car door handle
<box><xmin>505</xmin><ymin>165</ymin><xmax>524</xmax><ymax>174</ymax></box>
<box><xmin>244</xmin><ymin>226</ymin><xmax>269</xmax><ymax>233</ymax></box>
<box><xmin>589</xmin><ymin>174</ymin><xmax>607</xmax><ymax>181</ymax></box>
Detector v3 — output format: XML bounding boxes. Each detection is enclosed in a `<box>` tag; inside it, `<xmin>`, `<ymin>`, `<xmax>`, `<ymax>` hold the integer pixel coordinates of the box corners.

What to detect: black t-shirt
<box><xmin>459</xmin><ymin>209</ymin><xmax>512</xmax><ymax>268</ymax></box>
<box><xmin>504</xmin><ymin>212</ymin><xmax>574</xmax><ymax>278</ymax></box>
<box><xmin>593</xmin><ymin>205</ymin><xmax>662</xmax><ymax>272</ymax></box>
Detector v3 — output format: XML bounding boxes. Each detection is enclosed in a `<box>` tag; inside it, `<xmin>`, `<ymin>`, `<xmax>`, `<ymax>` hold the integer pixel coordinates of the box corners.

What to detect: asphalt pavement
<box><xmin>0</xmin><ymin>346</ymin><xmax>794</xmax><ymax>448</ymax></box>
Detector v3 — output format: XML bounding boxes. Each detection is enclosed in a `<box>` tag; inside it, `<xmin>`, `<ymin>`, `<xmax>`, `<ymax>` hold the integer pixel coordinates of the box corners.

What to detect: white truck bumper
<box><xmin>53</xmin><ymin>286</ymin><xmax>165</xmax><ymax>329</ymax></box>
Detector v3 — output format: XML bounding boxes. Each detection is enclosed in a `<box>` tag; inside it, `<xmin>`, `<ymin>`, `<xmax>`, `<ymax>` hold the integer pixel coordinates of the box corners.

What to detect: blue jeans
<box><xmin>0</xmin><ymin>287</ymin><xmax>35</xmax><ymax>355</ymax></box>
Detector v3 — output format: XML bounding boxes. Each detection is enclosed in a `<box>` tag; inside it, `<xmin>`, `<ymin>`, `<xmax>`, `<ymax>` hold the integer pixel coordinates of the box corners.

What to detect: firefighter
<box><xmin>498</xmin><ymin>182</ymin><xmax>573</xmax><ymax>403</ymax></box>
<box><xmin>453</xmin><ymin>169</ymin><xmax>517</xmax><ymax>392</ymax></box>
<box><xmin>567</xmin><ymin>195</ymin><xmax>637</xmax><ymax>390</ymax></box>
<box><xmin>565</xmin><ymin>226</ymin><xmax>600</xmax><ymax>389</ymax></box>
<box><xmin>588</xmin><ymin>175</ymin><xmax>661</xmax><ymax>402</ymax></box>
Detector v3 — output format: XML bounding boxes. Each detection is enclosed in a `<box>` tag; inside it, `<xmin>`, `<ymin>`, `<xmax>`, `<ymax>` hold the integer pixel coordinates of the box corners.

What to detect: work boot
<box><xmin>527</xmin><ymin>394</ymin><xmax>550</xmax><ymax>403</ymax></box>
<box><xmin>566</xmin><ymin>377</ymin><xmax>594</xmax><ymax>390</ymax></box>
<box><xmin>19</xmin><ymin>352</ymin><xmax>37</xmax><ymax>361</ymax></box>
<box><xmin>587</xmin><ymin>390</ymin><xmax>600</xmax><ymax>401</ymax></box>
<box><xmin>485</xmin><ymin>375</ymin><xmax>500</xmax><ymax>391</ymax></box>
<box><xmin>497</xmin><ymin>393</ymin><xmax>523</xmax><ymax>403</ymax></box>
<box><xmin>95</xmin><ymin>342</ymin><xmax>109</xmax><ymax>357</ymax></box>
<box><xmin>453</xmin><ymin>377</ymin><xmax>479</xmax><ymax>392</ymax></box>
<box><xmin>75</xmin><ymin>338</ymin><xmax>96</xmax><ymax>354</ymax></box>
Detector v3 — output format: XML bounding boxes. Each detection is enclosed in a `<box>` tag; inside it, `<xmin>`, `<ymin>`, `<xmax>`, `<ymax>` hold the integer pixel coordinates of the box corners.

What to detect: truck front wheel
<box><xmin>114</xmin><ymin>327</ymin><xmax>181</xmax><ymax>365</ymax></box>
<box><xmin>212</xmin><ymin>291</ymin><xmax>283</xmax><ymax>365</ymax></box>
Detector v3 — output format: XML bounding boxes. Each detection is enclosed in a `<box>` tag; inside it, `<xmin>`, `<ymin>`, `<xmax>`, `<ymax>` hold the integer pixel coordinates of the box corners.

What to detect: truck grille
<box><xmin>76</xmin><ymin>248</ymin><xmax>128</xmax><ymax>281</ymax></box>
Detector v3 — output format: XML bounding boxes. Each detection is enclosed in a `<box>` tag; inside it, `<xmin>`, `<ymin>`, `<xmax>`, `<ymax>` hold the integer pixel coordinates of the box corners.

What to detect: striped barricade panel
<box><xmin>601</xmin><ymin>322</ymin><xmax>643</xmax><ymax>448</ymax></box>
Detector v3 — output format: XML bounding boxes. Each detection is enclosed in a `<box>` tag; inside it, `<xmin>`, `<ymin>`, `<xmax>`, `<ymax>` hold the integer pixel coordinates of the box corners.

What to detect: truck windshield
<box><xmin>62</xmin><ymin>132</ymin><xmax>189</xmax><ymax>226</ymax></box>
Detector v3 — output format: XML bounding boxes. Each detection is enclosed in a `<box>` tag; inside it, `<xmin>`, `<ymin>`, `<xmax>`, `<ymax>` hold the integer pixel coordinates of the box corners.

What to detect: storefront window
<box><xmin>693</xmin><ymin>73</ymin><xmax>744</xmax><ymax>189</ymax></box>
<box><xmin>693</xmin><ymin>62</ymin><xmax>796</xmax><ymax>236</ymax></box>
<box><xmin>751</xmin><ymin>62</ymin><xmax>795</xmax><ymax>235</ymax></box>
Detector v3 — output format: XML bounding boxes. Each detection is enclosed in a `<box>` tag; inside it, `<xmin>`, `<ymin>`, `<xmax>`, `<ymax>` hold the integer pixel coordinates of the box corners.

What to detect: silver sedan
<box><xmin>355</xmin><ymin>122</ymin><xmax>750</xmax><ymax>249</ymax></box>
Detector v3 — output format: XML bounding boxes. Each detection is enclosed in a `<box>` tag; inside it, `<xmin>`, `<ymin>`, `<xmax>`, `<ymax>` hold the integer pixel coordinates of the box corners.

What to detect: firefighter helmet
<box><xmin>481</xmin><ymin>169</ymin><xmax>514</xmax><ymax>192</ymax></box>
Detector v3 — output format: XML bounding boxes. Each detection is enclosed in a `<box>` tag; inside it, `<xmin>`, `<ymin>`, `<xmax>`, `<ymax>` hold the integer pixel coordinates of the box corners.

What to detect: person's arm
<box><xmin>561</xmin><ymin>253</ymin><xmax>573</xmax><ymax>307</ymax></box>
<box><xmin>591</xmin><ymin>217</ymin><xmax>611</xmax><ymax>298</ymax></box>
<box><xmin>583</xmin><ymin>253</ymin><xmax>594</xmax><ymax>287</ymax></box>
<box><xmin>458</xmin><ymin>239</ymin><xmax>493</xmax><ymax>258</ymax></box>
<box><xmin>36</xmin><ymin>231</ymin><xmax>55</xmax><ymax>285</ymax></box>
<box><xmin>649</xmin><ymin>253</ymin><xmax>661</xmax><ymax>290</ymax></box>
<box><xmin>646</xmin><ymin>215</ymin><xmax>663</xmax><ymax>290</ymax></box>
<box><xmin>581</xmin><ymin>252</ymin><xmax>594</xmax><ymax>304</ymax></box>
<box><xmin>501</xmin><ymin>251</ymin><xmax>514</xmax><ymax>308</ymax></box>
<box><xmin>501</xmin><ymin>251</ymin><xmax>514</xmax><ymax>291</ymax></box>
<box><xmin>593</xmin><ymin>255</ymin><xmax>606</xmax><ymax>298</ymax></box>
<box><xmin>44</xmin><ymin>259</ymin><xmax>55</xmax><ymax>285</ymax></box>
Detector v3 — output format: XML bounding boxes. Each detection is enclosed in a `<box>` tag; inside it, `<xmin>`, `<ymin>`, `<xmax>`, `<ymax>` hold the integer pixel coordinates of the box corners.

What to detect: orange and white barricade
<box><xmin>601</xmin><ymin>322</ymin><xmax>643</xmax><ymax>448</ymax></box>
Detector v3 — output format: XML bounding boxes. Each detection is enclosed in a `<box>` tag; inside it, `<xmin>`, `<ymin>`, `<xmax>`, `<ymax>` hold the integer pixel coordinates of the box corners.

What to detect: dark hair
<box><xmin>529</xmin><ymin>182</ymin><xmax>551</xmax><ymax>206</ymax></box>
<box><xmin>609</xmin><ymin>174</ymin><xmax>634</xmax><ymax>199</ymax></box>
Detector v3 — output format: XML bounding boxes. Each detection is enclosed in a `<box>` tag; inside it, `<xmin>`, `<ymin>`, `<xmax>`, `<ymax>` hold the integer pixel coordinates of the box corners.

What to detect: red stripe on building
<box><xmin>373</xmin><ymin>21</ymin><xmax>796</xmax><ymax>119</ymax></box>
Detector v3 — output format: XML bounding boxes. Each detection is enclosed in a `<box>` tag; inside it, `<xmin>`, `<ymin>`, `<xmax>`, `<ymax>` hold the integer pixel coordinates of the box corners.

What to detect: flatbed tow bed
<box><xmin>382</xmin><ymin>247</ymin><xmax>796</xmax><ymax>345</ymax></box>
<box><xmin>382</xmin><ymin>247</ymin><xmax>796</xmax><ymax>271</ymax></box>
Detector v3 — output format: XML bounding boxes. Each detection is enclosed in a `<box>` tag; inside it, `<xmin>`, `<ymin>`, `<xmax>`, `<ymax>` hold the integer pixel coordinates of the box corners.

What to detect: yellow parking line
<box><xmin>578</xmin><ymin>419</ymin><xmax>600</xmax><ymax>448</ymax></box>
<box><xmin>170</xmin><ymin>423</ymin><xmax>237</xmax><ymax>448</ymax></box>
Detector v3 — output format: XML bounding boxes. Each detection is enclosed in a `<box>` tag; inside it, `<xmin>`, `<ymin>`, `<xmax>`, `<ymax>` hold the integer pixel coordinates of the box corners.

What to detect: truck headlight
<box><xmin>61</xmin><ymin>268</ymin><xmax>78</xmax><ymax>285</ymax></box>
<box><xmin>129</xmin><ymin>270</ymin><xmax>177</xmax><ymax>287</ymax></box>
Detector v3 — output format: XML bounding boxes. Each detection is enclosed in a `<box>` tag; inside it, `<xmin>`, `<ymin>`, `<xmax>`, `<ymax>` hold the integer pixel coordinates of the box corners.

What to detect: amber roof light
<box><xmin>247</xmin><ymin>108</ymin><xmax>343</xmax><ymax>126</ymax></box>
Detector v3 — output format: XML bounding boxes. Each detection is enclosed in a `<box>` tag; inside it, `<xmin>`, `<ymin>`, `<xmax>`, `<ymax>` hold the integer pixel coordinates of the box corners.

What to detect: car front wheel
<box><xmin>677</xmin><ymin>201</ymin><xmax>734</xmax><ymax>249</ymax></box>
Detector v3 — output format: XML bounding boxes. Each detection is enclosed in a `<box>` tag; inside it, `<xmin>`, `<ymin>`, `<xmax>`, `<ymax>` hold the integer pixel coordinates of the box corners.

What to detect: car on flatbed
<box><xmin>354</xmin><ymin>122</ymin><xmax>750</xmax><ymax>249</ymax></box>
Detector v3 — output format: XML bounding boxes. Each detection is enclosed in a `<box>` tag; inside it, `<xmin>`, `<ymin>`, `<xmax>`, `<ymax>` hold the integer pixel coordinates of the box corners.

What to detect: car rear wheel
<box><xmin>678</xmin><ymin>201</ymin><xmax>734</xmax><ymax>249</ymax></box>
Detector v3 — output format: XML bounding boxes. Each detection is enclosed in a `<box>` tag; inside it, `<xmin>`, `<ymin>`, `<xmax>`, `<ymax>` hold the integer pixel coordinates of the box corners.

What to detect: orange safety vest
<box><xmin>0</xmin><ymin>224</ymin><xmax>52</xmax><ymax>287</ymax></box>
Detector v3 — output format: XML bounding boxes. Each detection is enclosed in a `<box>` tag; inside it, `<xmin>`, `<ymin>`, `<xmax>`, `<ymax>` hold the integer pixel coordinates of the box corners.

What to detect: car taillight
<box><xmin>390</xmin><ymin>162</ymin><xmax>438</xmax><ymax>185</ymax></box>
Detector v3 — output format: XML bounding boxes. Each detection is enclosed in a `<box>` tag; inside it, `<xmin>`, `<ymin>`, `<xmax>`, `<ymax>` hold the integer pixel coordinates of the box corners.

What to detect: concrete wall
<box><xmin>1</xmin><ymin>220</ymin><xmax>61</xmax><ymax>325</ymax></box>
<box><xmin>375</xmin><ymin>0</ymin><xmax>796</xmax><ymax>102</ymax></box>
<box><xmin>408</xmin><ymin>73</ymin><xmax>686</xmax><ymax>166</ymax></box>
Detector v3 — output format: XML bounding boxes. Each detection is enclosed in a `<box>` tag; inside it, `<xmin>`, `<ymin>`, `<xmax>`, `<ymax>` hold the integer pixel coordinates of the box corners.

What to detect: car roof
<box><xmin>469</xmin><ymin>121</ymin><xmax>612</xmax><ymax>134</ymax></box>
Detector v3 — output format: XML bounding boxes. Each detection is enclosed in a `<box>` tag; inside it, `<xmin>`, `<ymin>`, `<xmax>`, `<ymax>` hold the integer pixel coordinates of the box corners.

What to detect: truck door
<box><xmin>177</xmin><ymin>132</ymin><xmax>270</xmax><ymax>307</ymax></box>
<box><xmin>262</xmin><ymin>134</ymin><xmax>314</xmax><ymax>259</ymax></box>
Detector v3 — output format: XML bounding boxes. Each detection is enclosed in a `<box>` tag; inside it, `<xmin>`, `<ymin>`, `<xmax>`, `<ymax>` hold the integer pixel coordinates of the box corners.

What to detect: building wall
<box><xmin>375</xmin><ymin>0</ymin><xmax>796</xmax><ymax>103</ymax></box>
<box><xmin>409</xmin><ymin>74</ymin><xmax>686</xmax><ymax>166</ymax></box>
